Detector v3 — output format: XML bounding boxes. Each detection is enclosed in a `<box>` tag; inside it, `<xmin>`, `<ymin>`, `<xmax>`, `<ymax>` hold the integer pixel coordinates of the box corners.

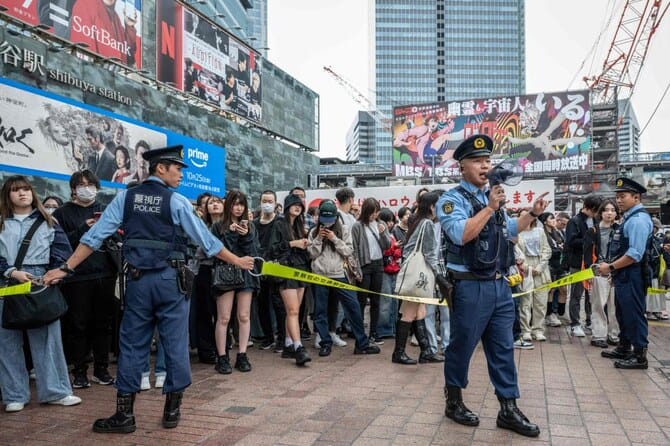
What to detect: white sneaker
<box><xmin>513</xmin><ymin>339</ymin><xmax>534</xmax><ymax>350</ymax></box>
<box><xmin>546</xmin><ymin>313</ymin><xmax>561</xmax><ymax>327</ymax></box>
<box><xmin>5</xmin><ymin>402</ymin><xmax>25</xmax><ymax>412</ymax></box>
<box><xmin>247</xmin><ymin>340</ymin><xmax>254</xmax><ymax>347</ymax></box>
<box><xmin>410</xmin><ymin>335</ymin><xmax>419</xmax><ymax>346</ymax></box>
<box><xmin>330</xmin><ymin>332</ymin><xmax>348</xmax><ymax>347</ymax></box>
<box><xmin>533</xmin><ymin>332</ymin><xmax>547</xmax><ymax>342</ymax></box>
<box><xmin>521</xmin><ymin>332</ymin><xmax>532</xmax><ymax>342</ymax></box>
<box><xmin>314</xmin><ymin>333</ymin><xmax>321</xmax><ymax>349</ymax></box>
<box><xmin>141</xmin><ymin>373</ymin><xmax>151</xmax><ymax>391</ymax></box>
<box><xmin>570</xmin><ymin>325</ymin><xmax>586</xmax><ymax>337</ymax></box>
<box><xmin>155</xmin><ymin>373</ymin><xmax>166</xmax><ymax>389</ymax></box>
<box><xmin>48</xmin><ymin>395</ymin><xmax>82</xmax><ymax>406</ymax></box>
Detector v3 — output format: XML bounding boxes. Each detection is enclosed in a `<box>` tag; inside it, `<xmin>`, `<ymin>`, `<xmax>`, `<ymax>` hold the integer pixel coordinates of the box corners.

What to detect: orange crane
<box><xmin>323</xmin><ymin>65</ymin><xmax>392</xmax><ymax>131</ymax></box>
<box><xmin>585</xmin><ymin>0</ymin><xmax>669</xmax><ymax>104</ymax></box>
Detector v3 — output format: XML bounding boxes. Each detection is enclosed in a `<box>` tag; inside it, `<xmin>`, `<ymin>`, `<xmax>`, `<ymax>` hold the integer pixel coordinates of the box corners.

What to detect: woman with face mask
<box><xmin>42</xmin><ymin>196</ymin><xmax>64</xmax><ymax>215</ymax></box>
<box><xmin>307</xmin><ymin>200</ymin><xmax>381</xmax><ymax>357</ymax></box>
<box><xmin>52</xmin><ymin>170</ymin><xmax>119</xmax><ymax>389</ymax></box>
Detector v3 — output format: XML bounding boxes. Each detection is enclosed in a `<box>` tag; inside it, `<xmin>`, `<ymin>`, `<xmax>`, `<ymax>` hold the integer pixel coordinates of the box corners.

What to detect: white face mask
<box><xmin>45</xmin><ymin>207</ymin><xmax>56</xmax><ymax>215</ymax></box>
<box><xmin>76</xmin><ymin>185</ymin><xmax>97</xmax><ymax>203</ymax></box>
<box><xmin>260</xmin><ymin>203</ymin><xmax>275</xmax><ymax>214</ymax></box>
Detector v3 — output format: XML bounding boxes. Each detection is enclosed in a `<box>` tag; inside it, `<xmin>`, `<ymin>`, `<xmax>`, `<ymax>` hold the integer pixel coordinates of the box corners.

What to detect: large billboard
<box><xmin>156</xmin><ymin>0</ymin><xmax>262</xmax><ymax>123</ymax></box>
<box><xmin>0</xmin><ymin>0</ymin><xmax>143</xmax><ymax>68</ymax></box>
<box><xmin>392</xmin><ymin>90</ymin><xmax>591</xmax><ymax>179</ymax></box>
<box><xmin>0</xmin><ymin>77</ymin><xmax>224</xmax><ymax>199</ymax></box>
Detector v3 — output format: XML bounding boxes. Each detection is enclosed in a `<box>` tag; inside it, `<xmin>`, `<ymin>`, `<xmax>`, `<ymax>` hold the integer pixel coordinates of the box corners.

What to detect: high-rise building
<box><xmin>247</xmin><ymin>0</ymin><xmax>269</xmax><ymax>58</ymax></box>
<box><xmin>345</xmin><ymin>111</ymin><xmax>376</xmax><ymax>162</ymax></box>
<box><xmin>617</xmin><ymin>99</ymin><xmax>640</xmax><ymax>156</ymax></box>
<box><xmin>369</xmin><ymin>0</ymin><xmax>525</xmax><ymax>167</ymax></box>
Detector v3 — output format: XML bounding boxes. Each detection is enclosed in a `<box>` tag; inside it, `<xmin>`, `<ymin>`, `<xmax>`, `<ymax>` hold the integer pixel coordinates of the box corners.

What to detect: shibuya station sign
<box><xmin>0</xmin><ymin>0</ymin><xmax>143</xmax><ymax>68</ymax></box>
<box><xmin>0</xmin><ymin>39</ymin><xmax>133</xmax><ymax>105</ymax></box>
<box><xmin>392</xmin><ymin>90</ymin><xmax>592</xmax><ymax>179</ymax></box>
<box><xmin>0</xmin><ymin>78</ymin><xmax>224</xmax><ymax>199</ymax></box>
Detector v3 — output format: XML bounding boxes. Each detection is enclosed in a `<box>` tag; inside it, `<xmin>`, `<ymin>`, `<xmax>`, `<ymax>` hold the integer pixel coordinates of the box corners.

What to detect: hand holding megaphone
<box><xmin>486</xmin><ymin>159</ymin><xmax>524</xmax><ymax>210</ymax></box>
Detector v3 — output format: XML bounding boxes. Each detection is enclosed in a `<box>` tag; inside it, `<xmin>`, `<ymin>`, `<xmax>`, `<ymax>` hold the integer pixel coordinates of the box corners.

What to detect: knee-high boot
<box><xmin>392</xmin><ymin>320</ymin><xmax>417</xmax><ymax>364</ymax></box>
<box><xmin>413</xmin><ymin>318</ymin><xmax>444</xmax><ymax>363</ymax></box>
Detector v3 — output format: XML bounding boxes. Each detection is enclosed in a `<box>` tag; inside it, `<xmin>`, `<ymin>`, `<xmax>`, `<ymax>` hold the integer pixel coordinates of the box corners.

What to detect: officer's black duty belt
<box><xmin>449</xmin><ymin>270</ymin><xmax>504</xmax><ymax>281</ymax></box>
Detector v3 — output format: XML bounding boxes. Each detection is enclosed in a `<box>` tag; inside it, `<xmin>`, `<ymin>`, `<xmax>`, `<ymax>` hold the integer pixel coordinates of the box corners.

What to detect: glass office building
<box><xmin>371</xmin><ymin>0</ymin><xmax>525</xmax><ymax>167</ymax></box>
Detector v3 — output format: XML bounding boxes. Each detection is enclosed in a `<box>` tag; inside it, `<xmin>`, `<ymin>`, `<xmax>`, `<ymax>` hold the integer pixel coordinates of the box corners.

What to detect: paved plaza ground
<box><xmin>2</xmin><ymin>318</ymin><xmax>670</xmax><ymax>445</ymax></box>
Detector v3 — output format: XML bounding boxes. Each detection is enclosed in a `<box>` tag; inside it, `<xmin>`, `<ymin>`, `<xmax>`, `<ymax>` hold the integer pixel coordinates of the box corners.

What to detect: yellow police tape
<box><xmin>0</xmin><ymin>281</ymin><xmax>32</xmax><ymax>298</ymax></box>
<box><xmin>647</xmin><ymin>288</ymin><xmax>669</xmax><ymax>296</ymax></box>
<box><xmin>261</xmin><ymin>262</ymin><xmax>613</xmax><ymax>306</ymax></box>
<box><xmin>261</xmin><ymin>261</ymin><xmax>446</xmax><ymax>306</ymax></box>
<box><xmin>511</xmin><ymin>269</ymin><xmax>594</xmax><ymax>297</ymax></box>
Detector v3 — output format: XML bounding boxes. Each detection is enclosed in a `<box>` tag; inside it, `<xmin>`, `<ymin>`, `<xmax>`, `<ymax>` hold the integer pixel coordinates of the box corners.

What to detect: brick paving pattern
<box><xmin>2</xmin><ymin>320</ymin><xmax>670</xmax><ymax>445</ymax></box>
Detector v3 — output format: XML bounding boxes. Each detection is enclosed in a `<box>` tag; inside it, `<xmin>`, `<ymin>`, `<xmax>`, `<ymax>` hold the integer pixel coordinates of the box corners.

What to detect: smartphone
<box><xmin>93</xmin><ymin>212</ymin><xmax>103</xmax><ymax>221</ymax></box>
<box><xmin>240</xmin><ymin>220</ymin><xmax>248</xmax><ymax>227</ymax></box>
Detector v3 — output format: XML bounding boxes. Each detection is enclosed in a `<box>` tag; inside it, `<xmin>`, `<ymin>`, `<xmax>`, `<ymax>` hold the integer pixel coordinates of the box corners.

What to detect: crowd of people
<box><xmin>1</xmin><ymin>143</ymin><xmax>669</xmax><ymax>438</ymax></box>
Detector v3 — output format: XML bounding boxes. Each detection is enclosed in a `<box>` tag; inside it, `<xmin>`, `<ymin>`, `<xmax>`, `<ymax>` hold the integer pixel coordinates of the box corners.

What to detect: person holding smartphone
<box><xmin>53</xmin><ymin>170</ymin><xmax>119</xmax><ymax>389</ymax></box>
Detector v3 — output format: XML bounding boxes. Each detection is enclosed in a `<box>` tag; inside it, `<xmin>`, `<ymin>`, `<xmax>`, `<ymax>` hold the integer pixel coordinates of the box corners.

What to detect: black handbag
<box><xmin>211</xmin><ymin>261</ymin><xmax>244</xmax><ymax>292</ymax></box>
<box><xmin>1</xmin><ymin>215</ymin><xmax>68</xmax><ymax>330</ymax></box>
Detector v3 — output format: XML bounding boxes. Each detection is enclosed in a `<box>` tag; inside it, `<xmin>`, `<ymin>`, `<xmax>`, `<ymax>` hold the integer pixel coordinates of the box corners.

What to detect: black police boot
<box><xmin>496</xmin><ymin>395</ymin><xmax>540</xmax><ymax>437</ymax></box>
<box><xmin>92</xmin><ymin>392</ymin><xmax>136</xmax><ymax>433</ymax></box>
<box><xmin>601</xmin><ymin>342</ymin><xmax>633</xmax><ymax>360</ymax></box>
<box><xmin>614</xmin><ymin>347</ymin><xmax>648</xmax><ymax>370</ymax></box>
<box><xmin>444</xmin><ymin>386</ymin><xmax>479</xmax><ymax>426</ymax></box>
<box><xmin>392</xmin><ymin>320</ymin><xmax>417</xmax><ymax>365</ymax></box>
<box><xmin>162</xmin><ymin>392</ymin><xmax>183</xmax><ymax>428</ymax></box>
<box><xmin>413</xmin><ymin>319</ymin><xmax>444</xmax><ymax>364</ymax></box>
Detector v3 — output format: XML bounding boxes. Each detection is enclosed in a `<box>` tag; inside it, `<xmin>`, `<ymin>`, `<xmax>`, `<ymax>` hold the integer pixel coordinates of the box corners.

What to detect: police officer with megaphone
<box><xmin>437</xmin><ymin>134</ymin><xmax>549</xmax><ymax>437</ymax></box>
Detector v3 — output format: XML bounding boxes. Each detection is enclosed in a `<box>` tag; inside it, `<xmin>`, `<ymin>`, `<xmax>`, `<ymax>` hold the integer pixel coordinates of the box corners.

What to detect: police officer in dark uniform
<box><xmin>44</xmin><ymin>145</ymin><xmax>255</xmax><ymax>433</ymax></box>
<box><xmin>437</xmin><ymin>135</ymin><xmax>548</xmax><ymax>437</ymax></box>
<box><xmin>598</xmin><ymin>177</ymin><xmax>653</xmax><ymax>369</ymax></box>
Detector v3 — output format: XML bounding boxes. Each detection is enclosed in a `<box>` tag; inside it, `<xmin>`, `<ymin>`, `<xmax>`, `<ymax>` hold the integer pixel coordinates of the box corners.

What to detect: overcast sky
<box><xmin>267</xmin><ymin>0</ymin><xmax>670</xmax><ymax>159</ymax></box>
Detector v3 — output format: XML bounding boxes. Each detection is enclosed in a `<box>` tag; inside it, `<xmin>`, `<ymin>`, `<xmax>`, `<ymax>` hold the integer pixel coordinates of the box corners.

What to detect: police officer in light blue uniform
<box><xmin>598</xmin><ymin>177</ymin><xmax>653</xmax><ymax>369</ymax></box>
<box><xmin>437</xmin><ymin>135</ymin><xmax>548</xmax><ymax>438</ymax></box>
<box><xmin>44</xmin><ymin>145</ymin><xmax>255</xmax><ymax>434</ymax></box>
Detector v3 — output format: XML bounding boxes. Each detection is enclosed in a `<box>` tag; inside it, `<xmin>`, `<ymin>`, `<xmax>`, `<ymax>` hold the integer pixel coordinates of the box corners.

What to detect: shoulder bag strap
<box><xmin>412</xmin><ymin>220</ymin><xmax>428</xmax><ymax>256</ymax></box>
<box><xmin>14</xmin><ymin>215</ymin><xmax>45</xmax><ymax>270</ymax></box>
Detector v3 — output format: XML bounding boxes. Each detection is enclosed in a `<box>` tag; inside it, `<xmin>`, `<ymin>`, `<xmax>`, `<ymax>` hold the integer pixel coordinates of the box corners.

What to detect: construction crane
<box><xmin>585</xmin><ymin>0</ymin><xmax>669</xmax><ymax>104</ymax></box>
<box><xmin>323</xmin><ymin>65</ymin><xmax>391</xmax><ymax>131</ymax></box>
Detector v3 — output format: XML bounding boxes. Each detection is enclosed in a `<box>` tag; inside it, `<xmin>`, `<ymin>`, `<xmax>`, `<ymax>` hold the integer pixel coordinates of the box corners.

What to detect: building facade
<box><xmin>617</xmin><ymin>98</ymin><xmax>640</xmax><ymax>156</ymax></box>
<box><xmin>345</xmin><ymin>111</ymin><xmax>375</xmax><ymax>162</ymax></box>
<box><xmin>369</xmin><ymin>0</ymin><xmax>525</xmax><ymax>168</ymax></box>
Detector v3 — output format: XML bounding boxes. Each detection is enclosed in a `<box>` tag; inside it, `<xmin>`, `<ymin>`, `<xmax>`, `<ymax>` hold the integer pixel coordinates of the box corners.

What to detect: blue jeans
<box><xmin>143</xmin><ymin>334</ymin><xmax>166</xmax><ymax>375</ymax></box>
<box><xmin>425</xmin><ymin>304</ymin><xmax>450</xmax><ymax>354</ymax></box>
<box><xmin>313</xmin><ymin>277</ymin><xmax>370</xmax><ymax>349</ymax></box>
<box><xmin>0</xmin><ymin>266</ymin><xmax>73</xmax><ymax>405</ymax></box>
<box><xmin>377</xmin><ymin>273</ymin><xmax>399</xmax><ymax>338</ymax></box>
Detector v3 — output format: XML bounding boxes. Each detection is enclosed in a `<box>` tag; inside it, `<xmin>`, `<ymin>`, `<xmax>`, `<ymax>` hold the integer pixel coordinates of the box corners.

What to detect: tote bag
<box><xmin>394</xmin><ymin>221</ymin><xmax>435</xmax><ymax>298</ymax></box>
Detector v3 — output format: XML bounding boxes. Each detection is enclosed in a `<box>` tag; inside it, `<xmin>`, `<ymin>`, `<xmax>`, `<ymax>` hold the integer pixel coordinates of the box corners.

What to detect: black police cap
<box><xmin>453</xmin><ymin>135</ymin><xmax>493</xmax><ymax>161</ymax></box>
<box><xmin>614</xmin><ymin>177</ymin><xmax>646</xmax><ymax>194</ymax></box>
<box><xmin>142</xmin><ymin>145</ymin><xmax>188</xmax><ymax>168</ymax></box>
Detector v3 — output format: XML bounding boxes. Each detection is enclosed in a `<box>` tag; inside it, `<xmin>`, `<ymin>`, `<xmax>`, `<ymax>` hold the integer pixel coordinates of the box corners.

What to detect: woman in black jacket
<box><xmin>539</xmin><ymin>212</ymin><xmax>567</xmax><ymax>328</ymax></box>
<box><xmin>211</xmin><ymin>190</ymin><xmax>259</xmax><ymax>374</ymax></box>
<box><xmin>268</xmin><ymin>194</ymin><xmax>311</xmax><ymax>366</ymax></box>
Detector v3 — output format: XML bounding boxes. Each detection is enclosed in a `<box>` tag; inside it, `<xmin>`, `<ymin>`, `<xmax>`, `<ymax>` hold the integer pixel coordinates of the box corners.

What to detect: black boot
<box><xmin>214</xmin><ymin>355</ymin><xmax>232</xmax><ymax>374</ymax></box>
<box><xmin>413</xmin><ymin>319</ymin><xmax>444</xmax><ymax>363</ymax></box>
<box><xmin>601</xmin><ymin>342</ymin><xmax>633</xmax><ymax>360</ymax></box>
<box><xmin>162</xmin><ymin>392</ymin><xmax>183</xmax><ymax>428</ymax></box>
<box><xmin>392</xmin><ymin>320</ymin><xmax>417</xmax><ymax>365</ymax></box>
<box><xmin>92</xmin><ymin>392</ymin><xmax>136</xmax><ymax>433</ymax></box>
<box><xmin>496</xmin><ymin>396</ymin><xmax>540</xmax><ymax>437</ymax></box>
<box><xmin>444</xmin><ymin>386</ymin><xmax>479</xmax><ymax>426</ymax></box>
<box><xmin>614</xmin><ymin>347</ymin><xmax>648</xmax><ymax>370</ymax></box>
<box><xmin>294</xmin><ymin>345</ymin><xmax>311</xmax><ymax>366</ymax></box>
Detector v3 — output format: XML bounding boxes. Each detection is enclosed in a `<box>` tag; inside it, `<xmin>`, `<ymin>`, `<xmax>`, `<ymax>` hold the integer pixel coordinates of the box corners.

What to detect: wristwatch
<box><xmin>59</xmin><ymin>263</ymin><xmax>76</xmax><ymax>275</ymax></box>
<box><xmin>529</xmin><ymin>210</ymin><xmax>540</xmax><ymax>218</ymax></box>
<box><xmin>608</xmin><ymin>263</ymin><xmax>616</xmax><ymax>272</ymax></box>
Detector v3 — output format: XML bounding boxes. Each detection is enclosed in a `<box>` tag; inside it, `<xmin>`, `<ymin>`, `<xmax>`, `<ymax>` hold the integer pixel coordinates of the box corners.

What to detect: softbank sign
<box><xmin>71</xmin><ymin>19</ymin><xmax>132</xmax><ymax>57</ymax></box>
<box><xmin>187</xmin><ymin>147</ymin><xmax>209</xmax><ymax>168</ymax></box>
